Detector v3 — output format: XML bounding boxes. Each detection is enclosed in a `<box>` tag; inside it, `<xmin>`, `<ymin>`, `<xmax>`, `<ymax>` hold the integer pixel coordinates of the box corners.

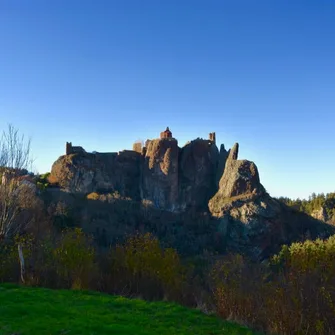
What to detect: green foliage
<box><xmin>36</xmin><ymin>181</ymin><xmax>47</xmax><ymax>191</ymax></box>
<box><xmin>0</xmin><ymin>234</ymin><xmax>34</xmax><ymax>283</ymax></box>
<box><xmin>277</xmin><ymin>192</ymin><xmax>335</xmax><ymax>221</ymax></box>
<box><xmin>267</xmin><ymin>237</ymin><xmax>335</xmax><ymax>334</ymax></box>
<box><xmin>0</xmin><ymin>228</ymin><xmax>96</xmax><ymax>290</ymax></box>
<box><xmin>36</xmin><ymin>172</ymin><xmax>50</xmax><ymax>190</ymax></box>
<box><xmin>272</xmin><ymin>235</ymin><xmax>335</xmax><ymax>277</ymax></box>
<box><xmin>0</xmin><ymin>284</ymin><xmax>257</xmax><ymax>335</ymax></box>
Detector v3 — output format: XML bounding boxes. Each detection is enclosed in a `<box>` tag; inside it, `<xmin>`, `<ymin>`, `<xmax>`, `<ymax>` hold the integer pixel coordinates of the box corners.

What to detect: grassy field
<box><xmin>0</xmin><ymin>284</ymin><xmax>258</xmax><ymax>335</ymax></box>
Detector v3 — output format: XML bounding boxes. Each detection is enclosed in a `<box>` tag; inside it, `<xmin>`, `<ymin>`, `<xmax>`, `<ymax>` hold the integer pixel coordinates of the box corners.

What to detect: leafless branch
<box><xmin>0</xmin><ymin>124</ymin><xmax>34</xmax><ymax>242</ymax></box>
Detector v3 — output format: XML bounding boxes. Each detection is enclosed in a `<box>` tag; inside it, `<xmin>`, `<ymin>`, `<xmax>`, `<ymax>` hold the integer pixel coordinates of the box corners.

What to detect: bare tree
<box><xmin>0</xmin><ymin>124</ymin><xmax>34</xmax><ymax>282</ymax></box>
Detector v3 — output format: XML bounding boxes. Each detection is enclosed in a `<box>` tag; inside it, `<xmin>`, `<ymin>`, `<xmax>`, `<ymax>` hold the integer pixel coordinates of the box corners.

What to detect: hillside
<box><xmin>0</xmin><ymin>284</ymin><xmax>257</xmax><ymax>335</ymax></box>
<box><xmin>277</xmin><ymin>192</ymin><xmax>335</xmax><ymax>224</ymax></box>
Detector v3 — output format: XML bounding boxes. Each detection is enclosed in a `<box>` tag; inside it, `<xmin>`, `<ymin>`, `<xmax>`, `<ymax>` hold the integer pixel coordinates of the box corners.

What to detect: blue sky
<box><xmin>0</xmin><ymin>0</ymin><xmax>334</xmax><ymax>199</ymax></box>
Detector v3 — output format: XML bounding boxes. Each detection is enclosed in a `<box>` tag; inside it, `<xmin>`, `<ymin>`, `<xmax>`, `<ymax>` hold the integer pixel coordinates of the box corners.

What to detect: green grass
<box><xmin>0</xmin><ymin>284</ymin><xmax>258</xmax><ymax>335</ymax></box>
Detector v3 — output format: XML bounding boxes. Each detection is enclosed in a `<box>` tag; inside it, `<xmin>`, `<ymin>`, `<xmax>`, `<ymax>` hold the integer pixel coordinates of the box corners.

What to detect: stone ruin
<box><xmin>160</xmin><ymin>127</ymin><xmax>173</xmax><ymax>139</ymax></box>
<box><xmin>209</xmin><ymin>132</ymin><xmax>216</xmax><ymax>144</ymax></box>
<box><xmin>65</xmin><ymin>127</ymin><xmax>217</xmax><ymax>157</ymax></box>
<box><xmin>66</xmin><ymin>142</ymin><xmax>86</xmax><ymax>155</ymax></box>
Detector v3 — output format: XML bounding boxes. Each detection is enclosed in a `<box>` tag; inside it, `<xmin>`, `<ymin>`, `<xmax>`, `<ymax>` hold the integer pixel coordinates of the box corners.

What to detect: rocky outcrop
<box><xmin>142</xmin><ymin>138</ymin><xmax>179</xmax><ymax>210</ymax></box>
<box><xmin>178</xmin><ymin>139</ymin><xmax>219</xmax><ymax>210</ymax></box>
<box><xmin>50</xmin><ymin>151</ymin><xmax>142</xmax><ymax>199</ymax></box>
<box><xmin>216</xmin><ymin>144</ymin><xmax>229</xmax><ymax>186</ymax></box>
<box><xmin>207</xmin><ymin>142</ymin><xmax>335</xmax><ymax>259</ymax></box>
<box><xmin>214</xmin><ymin>194</ymin><xmax>335</xmax><ymax>259</ymax></box>
<box><xmin>311</xmin><ymin>207</ymin><xmax>328</xmax><ymax>222</ymax></box>
<box><xmin>50</xmin><ymin>136</ymin><xmax>224</xmax><ymax>211</ymax></box>
<box><xmin>209</xmin><ymin>143</ymin><xmax>265</xmax><ymax>215</ymax></box>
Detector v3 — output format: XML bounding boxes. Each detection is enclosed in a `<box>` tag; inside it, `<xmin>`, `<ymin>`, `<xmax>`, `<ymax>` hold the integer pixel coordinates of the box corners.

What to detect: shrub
<box><xmin>0</xmin><ymin>235</ymin><xmax>33</xmax><ymax>283</ymax></box>
<box><xmin>268</xmin><ymin>237</ymin><xmax>335</xmax><ymax>334</ymax></box>
<box><xmin>100</xmin><ymin>233</ymin><xmax>189</xmax><ymax>302</ymax></box>
<box><xmin>53</xmin><ymin>228</ymin><xmax>96</xmax><ymax>290</ymax></box>
<box><xmin>210</xmin><ymin>254</ymin><xmax>266</xmax><ymax>329</ymax></box>
<box><xmin>0</xmin><ymin>234</ymin><xmax>41</xmax><ymax>285</ymax></box>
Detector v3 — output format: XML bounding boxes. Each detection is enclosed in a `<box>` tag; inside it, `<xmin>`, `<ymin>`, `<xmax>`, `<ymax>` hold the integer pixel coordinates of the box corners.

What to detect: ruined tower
<box><xmin>65</xmin><ymin>142</ymin><xmax>86</xmax><ymax>155</ymax></box>
<box><xmin>160</xmin><ymin>127</ymin><xmax>172</xmax><ymax>139</ymax></box>
<box><xmin>209</xmin><ymin>132</ymin><xmax>216</xmax><ymax>144</ymax></box>
<box><xmin>66</xmin><ymin>142</ymin><xmax>72</xmax><ymax>155</ymax></box>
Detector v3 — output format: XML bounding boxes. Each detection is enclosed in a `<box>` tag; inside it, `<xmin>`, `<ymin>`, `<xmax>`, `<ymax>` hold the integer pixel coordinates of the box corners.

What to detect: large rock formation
<box><xmin>48</xmin><ymin>131</ymin><xmax>335</xmax><ymax>260</ymax></box>
<box><xmin>50</xmin><ymin>151</ymin><xmax>142</xmax><ymax>200</ymax></box>
<box><xmin>179</xmin><ymin>139</ymin><xmax>219</xmax><ymax>210</ymax></box>
<box><xmin>211</xmin><ymin>192</ymin><xmax>334</xmax><ymax>259</ymax></box>
<box><xmin>209</xmin><ymin>143</ymin><xmax>265</xmax><ymax>215</ymax></box>
<box><xmin>142</xmin><ymin>138</ymin><xmax>179</xmax><ymax>211</ymax></box>
<box><xmin>208</xmin><ymin>144</ymin><xmax>334</xmax><ymax>259</ymax></box>
<box><xmin>50</xmin><ymin>133</ymin><xmax>223</xmax><ymax>211</ymax></box>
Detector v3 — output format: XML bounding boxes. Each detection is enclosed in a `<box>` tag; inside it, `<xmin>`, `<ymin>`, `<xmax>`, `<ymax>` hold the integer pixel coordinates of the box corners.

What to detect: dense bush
<box><xmin>99</xmin><ymin>233</ymin><xmax>192</xmax><ymax>303</ymax></box>
<box><xmin>211</xmin><ymin>237</ymin><xmax>335</xmax><ymax>334</ymax></box>
<box><xmin>53</xmin><ymin>228</ymin><xmax>96</xmax><ymax>290</ymax></box>
<box><xmin>0</xmin><ymin>235</ymin><xmax>34</xmax><ymax>283</ymax></box>
<box><xmin>211</xmin><ymin>255</ymin><xmax>266</xmax><ymax>329</ymax></box>
<box><xmin>268</xmin><ymin>237</ymin><xmax>335</xmax><ymax>334</ymax></box>
<box><xmin>0</xmin><ymin>228</ymin><xmax>96</xmax><ymax>290</ymax></box>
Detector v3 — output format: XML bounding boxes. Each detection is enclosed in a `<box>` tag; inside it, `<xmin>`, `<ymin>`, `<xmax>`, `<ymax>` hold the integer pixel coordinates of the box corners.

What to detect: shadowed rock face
<box><xmin>216</xmin><ymin>144</ymin><xmax>229</xmax><ymax>186</ymax></box>
<box><xmin>142</xmin><ymin>138</ymin><xmax>179</xmax><ymax>211</ymax></box>
<box><xmin>179</xmin><ymin>139</ymin><xmax>219</xmax><ymax>210</ymax></box>
<box><xmin>211</xmin><ymin>193</ymin><xmax>335</xmax><ymax>260</ymax></box>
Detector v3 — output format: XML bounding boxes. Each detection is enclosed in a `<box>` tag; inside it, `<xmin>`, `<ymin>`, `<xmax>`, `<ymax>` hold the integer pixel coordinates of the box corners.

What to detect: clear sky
<box><xmin>0</xmin><ymin>0</ymin><xmax>334</xmax><ymax>199</ymax></box>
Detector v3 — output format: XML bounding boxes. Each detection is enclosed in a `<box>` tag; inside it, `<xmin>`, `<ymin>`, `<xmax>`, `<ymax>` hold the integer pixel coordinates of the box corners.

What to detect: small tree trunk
<box><xmin>18</xmin><ymin>243</ymin><xmax>25</xmax><ymax>283</ymax></box>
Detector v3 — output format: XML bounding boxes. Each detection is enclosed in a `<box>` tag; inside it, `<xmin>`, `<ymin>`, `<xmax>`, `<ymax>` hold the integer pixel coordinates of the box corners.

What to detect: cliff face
<box><xmin>142</xmin><ymin>138</ymin><xmax>179</xmax><ymax>210</ymax></box>
<box><xmin>179</xmin><ymin>139</ymin><xmax>219</xmax><ymax>210</ymax></box>
<box><xmin>209</xmin><ymin>143</ymin><xmax>265</xmax><ymax>215</ymax></box>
